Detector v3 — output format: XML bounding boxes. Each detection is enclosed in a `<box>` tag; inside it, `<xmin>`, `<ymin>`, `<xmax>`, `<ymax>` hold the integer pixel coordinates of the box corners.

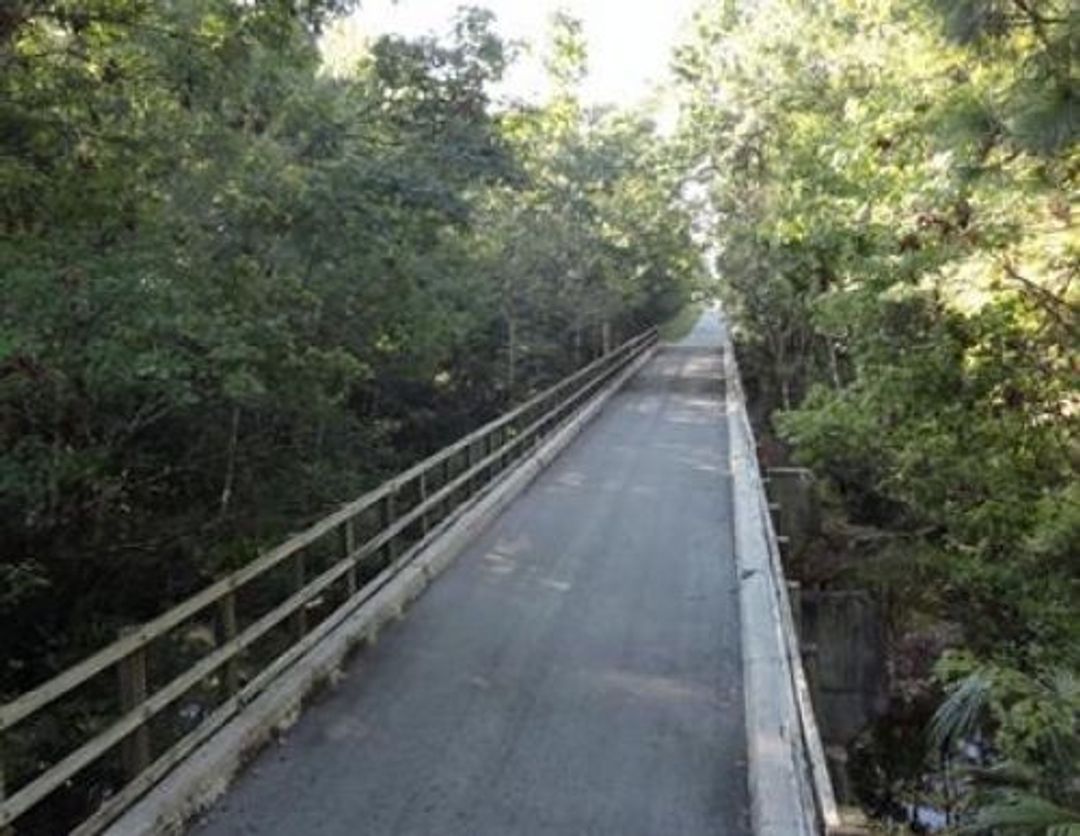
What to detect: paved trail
<box><xmin>195</xmin><ymin>311</ymin><xmax>749</xmax><ymax>836</ymax></box>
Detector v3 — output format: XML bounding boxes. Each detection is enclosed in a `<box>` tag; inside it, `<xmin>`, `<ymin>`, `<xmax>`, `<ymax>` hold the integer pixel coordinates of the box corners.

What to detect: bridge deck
<box><xmin>194</xmin><ymin>312</ymin><xmax>749</xmax><ymax>835</ymax></box>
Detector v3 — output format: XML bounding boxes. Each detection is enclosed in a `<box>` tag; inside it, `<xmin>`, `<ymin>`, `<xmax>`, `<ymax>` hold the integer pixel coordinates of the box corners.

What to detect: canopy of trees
<box><xmin>4</xmin><ymin>0</ymin><xmax>1076</xmax><ymax>830</ymax></box>
<box><xmin>674</xmin><ymin>0</ymin><xmax>1076</xmax><ymax>828</ymax></box>
<box><xmin>0</xmin><ymin>1</ymin><xmax>700</xmax><ymax>694</ymax></box>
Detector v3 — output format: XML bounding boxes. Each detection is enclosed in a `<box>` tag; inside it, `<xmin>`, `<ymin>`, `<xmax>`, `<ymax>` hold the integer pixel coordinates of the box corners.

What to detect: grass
<box><xmin>658</xmin><ymin>302</ymin><xmax>706</xmax><ymax>342</ymax></box>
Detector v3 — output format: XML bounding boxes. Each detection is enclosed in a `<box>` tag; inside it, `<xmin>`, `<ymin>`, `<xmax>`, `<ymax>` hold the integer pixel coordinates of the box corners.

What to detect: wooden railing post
<box><xmin>533</xmin><ymin>402</ymin><xmax>543</xmax><ymax>447</ymax></box>
<box><xmin>442</xmin><ymin>458</ymin><xmax>452</xmax><ymax>517</ymax></box>
<box><xmin>0</xmin><ymin>745</ymin><xmax>11</xmax><ymax>836</ymax></box>
<box><xmin>418</xmin><ymin>473</ymin><xmax>429</xmax><ymax>536</ymax></box>
<box><xmin>117</xmin><ymin>633</ymin><xmax>151</xmax><ymax>781</ymax></box>
<box><xmin>0</xmin><ymin>328</ymin><xmax>658</xmax><ymax>835</ymax></box>
<box><xmin>218</xmin><ymin>593</ymin><xmax>239</xmax><ymax>698</ymax></box>
<box><xmin>291</xmin><ymin>553</ymin><xmax>307</xmax><ymax>640</ymax></box>
<box><xmin>382</xmin><ymin>493</ymin><xmax>397</xmax><ymax>561</ymax></box>
<box><xmin>343</xmin><ymin>519</ymin><xmax>358</xmax><ymax>596</ymax></box>
<box><xmin>1</xmin><ymin>740</ymin><xmax>7</xmax><ymax>816</ymax></box>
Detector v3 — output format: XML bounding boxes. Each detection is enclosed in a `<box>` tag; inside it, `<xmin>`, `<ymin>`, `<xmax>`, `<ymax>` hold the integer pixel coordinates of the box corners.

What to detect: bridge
<box><xmin>1</xmin><ymin>311</ymin><xmax>841</xmax><ymax>835</ymax></box>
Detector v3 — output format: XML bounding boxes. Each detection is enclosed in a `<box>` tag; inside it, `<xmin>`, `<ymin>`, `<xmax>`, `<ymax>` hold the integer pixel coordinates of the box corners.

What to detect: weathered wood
<box><xmin>492</xmin><ymin>427</ymin><xmax>503</xmax><ymax>473</ymax></box>
<box><xmin>418</xmin><ymin>473</ymin><xmax>429</xmax><ymax>536</ymax></box>
<box><xmin>382</xmin><ymin>493</ymin><xmax>397</xmax><ymax>561</ymax></box>
<box><xmin>70</xmin><ymin>524</ymin><xmax>442</xmax><ymax>836</ymax></box>
<box><xmin>0</xmin><ymin>327</ymin><xmax>658</xmax><ymax>832</ymax></box>
<box><xmin>0</xmin><ymin>553</ymin><xmax>361</xmax><ymax>828</ymax></box>
<box><xmin>343</xmin><ymin>519</ymin><xmax>357</xmax><ymax>596</ymax></box>
<box><xmin>117</xmin><ymin>633</ymin><xmax>151</xmax><ymax>781</ymax></box>
<box><xmin>4</xmin><ymin>330</ymin><xmax>658</xmax><ymax>736</ymax></box>
<box><xmin>291</xmin><ymin>553</ymin><xmax>307</xmax><ymax>640</ymax></box>
<box><xmin>0</xmin><ymin>751</ymin><xmax>10</xmax><ymax>836</ymax></box>
<box><xmin>218</xmin><ymin>594</ymin><xmax>239</xmax><ymax>698</ymax></box>
<box><xmin>1</xmin><ymin>740</ymin><xmax>7</xmax><ymax>815</ymax></box>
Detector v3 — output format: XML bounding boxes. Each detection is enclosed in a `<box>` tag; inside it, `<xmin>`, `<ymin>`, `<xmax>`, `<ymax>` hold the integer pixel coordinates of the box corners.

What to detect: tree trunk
<box><xmin>506</xmin><ymin>311</ymin><xmax>517</xmax><ymax>399</ymax></box>
<box><xmin>828</xmin><ymin>339</ymin><xmax>842</xmax><ymax>389</ymax></box>
<box><xmin>219</xmin><ymin>406</ymin><xmax>241</xmax><ymax>518</ymax></box>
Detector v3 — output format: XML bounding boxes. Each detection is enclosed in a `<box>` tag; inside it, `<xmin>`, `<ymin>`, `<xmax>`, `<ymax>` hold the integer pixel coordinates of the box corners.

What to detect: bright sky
<box><xmin>323</xmin><ymin>0</ymin><xmax>700</xmax><ymax>108</ymax></box>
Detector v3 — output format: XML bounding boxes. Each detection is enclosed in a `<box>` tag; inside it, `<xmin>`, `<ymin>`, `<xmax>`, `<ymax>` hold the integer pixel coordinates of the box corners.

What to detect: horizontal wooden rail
<box><xmin>0</xmin><ymin>327</ymin><xmax>653</xmax><ymax>735</ymax></box>
<box><xmin>0</xmin><ymin>326</ymin><xmax>657</xmax><ymax>833</ymax></box>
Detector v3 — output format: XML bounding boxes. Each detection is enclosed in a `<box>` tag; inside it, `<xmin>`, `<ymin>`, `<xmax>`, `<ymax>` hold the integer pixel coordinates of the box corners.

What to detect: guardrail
<box><xmin>0</xmin><ymin>327</ymin><xmax>658</xmax><ymax>835</ymax></box>
<box><xmin>720</xmin><ymin>315</ymin><xmax>842</xmax><ymax>835</ymax></box>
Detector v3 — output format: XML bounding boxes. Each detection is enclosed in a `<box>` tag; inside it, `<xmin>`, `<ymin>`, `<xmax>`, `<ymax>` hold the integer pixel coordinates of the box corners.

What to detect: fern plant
<box><xmin>931</xmin><ymin>656</ymin><xmax>1080</xmax><ymax>834</ymax></box>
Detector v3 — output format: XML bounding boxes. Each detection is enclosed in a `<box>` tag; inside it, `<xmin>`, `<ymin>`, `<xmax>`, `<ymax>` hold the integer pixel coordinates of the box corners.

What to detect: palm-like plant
<box><xmin>930</xmin><ymin>659</ymin><xmax>1080</xmax><ymax>834</ymax></box>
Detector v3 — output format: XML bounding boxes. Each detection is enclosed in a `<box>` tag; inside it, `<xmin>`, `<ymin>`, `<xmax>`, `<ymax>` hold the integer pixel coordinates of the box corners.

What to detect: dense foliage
<box><xmin>675</xmin><ymin>0</ymin><xmax>1077</xmax><ymax>829</ymax></box>
<box><xmin>0</xmin><ymin>2</ymin><xmax>700</xmax><ymax>694</ymax></box>
<box><xmin>4</xmin><ymin>0</ymin><xmax>1075</xmax><ymax>830</ymax></box>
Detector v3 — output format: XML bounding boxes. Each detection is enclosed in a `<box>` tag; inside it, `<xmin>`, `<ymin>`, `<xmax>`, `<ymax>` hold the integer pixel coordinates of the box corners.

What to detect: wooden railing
<box><xmin>0</xmin><ymin>327</ymin><xmax>657</xmax><ymax>835</ymax></box>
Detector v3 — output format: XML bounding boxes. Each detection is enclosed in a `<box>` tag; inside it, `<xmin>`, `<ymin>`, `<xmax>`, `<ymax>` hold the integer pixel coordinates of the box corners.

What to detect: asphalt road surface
<box><xmin>194</xmin><ymin>310</ymin><xmax>749</xmax><ymax>836</ymax></box>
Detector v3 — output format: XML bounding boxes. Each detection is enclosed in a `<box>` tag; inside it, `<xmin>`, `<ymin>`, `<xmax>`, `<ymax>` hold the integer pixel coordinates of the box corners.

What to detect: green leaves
<box><xmin>961</xmin><ymin>793</ymin><xmax>1080</xmax><ymax>835</ymax></box>
<box><xmin>929</xmin><ymin>666</ymin><xmax>993</xmax><ymax>753</ymax></box>
<box><xmin>1</xmin><ymin>0</ymin><xmax>697</xmax><ymax>700</ymax></box>
<box><xmin>676</xmin><ymin>0</ymin><xmax>1077</xmax><ymax>825</ymax></box>
<box><xmin>933</xmin><ymin>655</ymin><xmax>1080</xmax><ymax>832</ymax></box>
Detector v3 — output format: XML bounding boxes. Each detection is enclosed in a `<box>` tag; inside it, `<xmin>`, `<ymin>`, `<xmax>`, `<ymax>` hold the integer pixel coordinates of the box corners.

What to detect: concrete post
<box><xmin>766</xmin><ymin>467</ymin><xmax>820</xmax><ymax>559</ymax></box>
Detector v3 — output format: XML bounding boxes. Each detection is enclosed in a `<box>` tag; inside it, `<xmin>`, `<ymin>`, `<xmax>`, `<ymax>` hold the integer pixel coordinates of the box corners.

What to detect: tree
<box><xmin>0</xmin><ymin>1</ymin><xmax>700</xmax><ymax>698</ymax></box>
<box><xmin>674</xmin><ymin>0</ymin><xmax>1077</xmax><ymax>826</ymax></box>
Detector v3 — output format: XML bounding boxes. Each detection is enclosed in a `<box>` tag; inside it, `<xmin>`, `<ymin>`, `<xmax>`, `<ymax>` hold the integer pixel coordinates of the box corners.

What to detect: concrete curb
<box><xmin>106</xmin><ymin>345</ymin><xmax>657</xmax><ymax>836</ymax></box>
<box><xmin>720</xmin><ymin>313</ymin><xmax>830</xmax><ymax>836</ymax></box>
<box><xmin>731</xmin><ymin>445</ymin><xmax>816</xmax><ymax>836</ymax></box>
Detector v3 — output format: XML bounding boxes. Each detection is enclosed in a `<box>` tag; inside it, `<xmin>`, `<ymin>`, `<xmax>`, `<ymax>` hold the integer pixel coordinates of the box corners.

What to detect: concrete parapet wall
<box><xmin>721</xmin><ymin>315</ymin><xmax>842</xmax><ymax>836</ymax></box>
<box><xmin>799</xmin><ymin>590</ymin><xmax>886</xmax><ymax>748</ymax></box>
<box><xmin>766</xmin><ymin>467</ymin><xmax>821</xmax><ymax>559</ymax></box>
